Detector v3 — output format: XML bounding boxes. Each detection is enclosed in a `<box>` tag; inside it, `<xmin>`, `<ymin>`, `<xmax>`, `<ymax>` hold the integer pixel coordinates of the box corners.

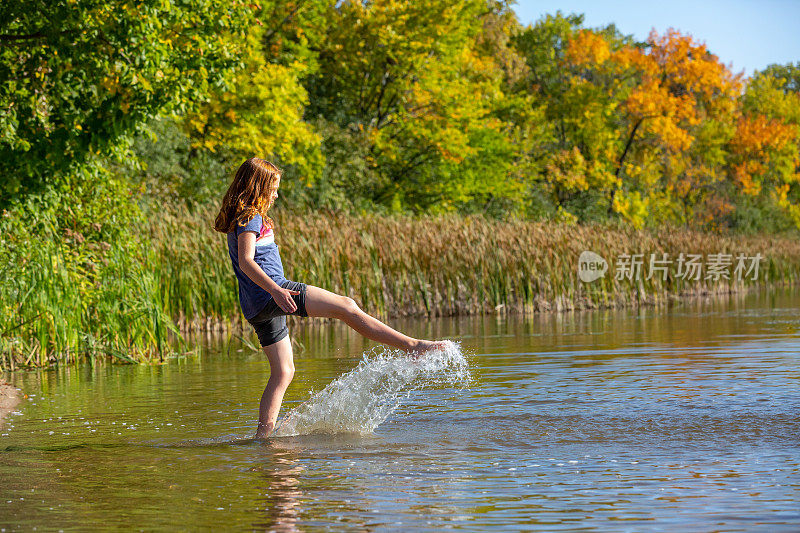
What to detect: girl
<box><xmin>214</xmin><ymin>157</ymin><xmax>447</xmax><ymax>439</ymax></box>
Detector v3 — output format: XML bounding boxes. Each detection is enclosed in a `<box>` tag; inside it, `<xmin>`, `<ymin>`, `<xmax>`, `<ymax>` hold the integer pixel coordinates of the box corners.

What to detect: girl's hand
<box><xmin>271</xmin><ymin>287</ymin><xmax>301</xmax><ymax>314</ymax></box>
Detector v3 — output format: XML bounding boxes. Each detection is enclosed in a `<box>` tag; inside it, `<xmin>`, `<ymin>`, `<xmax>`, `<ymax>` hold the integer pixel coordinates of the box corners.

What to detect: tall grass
<box><xmin>0</xmin><ymin>204</ymin><xmax>189</xmax><ymax>371</ymax></box>
<box><xmin>150</xmin><ymin>202</ymin><xmax>800</xmax><ymax>326</ymax></box>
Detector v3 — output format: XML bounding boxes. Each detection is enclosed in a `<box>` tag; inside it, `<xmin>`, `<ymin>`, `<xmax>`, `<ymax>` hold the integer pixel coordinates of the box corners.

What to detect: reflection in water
<box><xmin>252</xmin><ymin>443</ymin><xmax>305</xmax><ymax>532</ymax></box>
<box><xmin>1</xmin><ymin>286</ymin><xmax>799</xmax><ymax>530</ymax></box>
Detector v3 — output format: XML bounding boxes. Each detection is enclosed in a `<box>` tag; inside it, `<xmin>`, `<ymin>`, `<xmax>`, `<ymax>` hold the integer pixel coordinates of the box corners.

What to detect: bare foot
<box><xmin>408</xmin><ymin>339</ymin><xmax>449</xmax><ymax>359</ymax></box>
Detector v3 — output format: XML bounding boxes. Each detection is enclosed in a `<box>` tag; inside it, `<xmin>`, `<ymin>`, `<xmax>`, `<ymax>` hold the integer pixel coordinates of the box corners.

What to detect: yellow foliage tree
<box><xmin>182</xmin><ymin>26</ymin><xmax>323</xmax><ymax>181</ymax></box>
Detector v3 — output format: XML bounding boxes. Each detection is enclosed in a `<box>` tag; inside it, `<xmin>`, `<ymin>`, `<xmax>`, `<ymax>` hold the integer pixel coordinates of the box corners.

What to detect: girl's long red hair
<box><xmin>214</xmin><ymin>157</ymin><xmax>282</xmax><ymax>234</ymax></box>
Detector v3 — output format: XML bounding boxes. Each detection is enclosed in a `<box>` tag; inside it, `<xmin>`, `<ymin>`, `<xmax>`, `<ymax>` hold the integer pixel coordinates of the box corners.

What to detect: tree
<box><xmin>0</xmin><ymin>0</ymin><xmax>255</xmax><ymax>204</ymax></box>
<box><xmin>559</xmin><ymin>26</ymin><xmax>744</xmax><ymax>228</ymax></box>
<box><xmin>181</xmin><ymin>14</ymin><xmax>324</xmax><ymax>187</ymax></box>
<box><xmin>303</xmin><ymin>0</ymin><xmax>523</xmax><ymax>213</ymax></box>
<box><xmin>181</xmin><ymin>1</ymin><xmax>326</xmax><ymax>188</ymax></box>
<box><xmin>511</xmin><ymin>12</ymin><xmax>635</xmax><ymax>223</ymax></box>
<box><xmin>730</xmin><ymin>67</ymin><xmax>800</xmax><ymax>228</ymax></box>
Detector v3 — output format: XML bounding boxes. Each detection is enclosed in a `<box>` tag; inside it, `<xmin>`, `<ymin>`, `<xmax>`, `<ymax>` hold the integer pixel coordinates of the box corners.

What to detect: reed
<box><xmin>149</xmin><ymin>202</ymin><xmax>800</xmax><ymax>327</ymax></box>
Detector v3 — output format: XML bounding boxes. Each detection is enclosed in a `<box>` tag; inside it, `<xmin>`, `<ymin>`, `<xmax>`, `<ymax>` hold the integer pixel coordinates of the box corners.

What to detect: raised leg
<box><xmin>304</xmin><ymin>285</ymin><xmax>445</xmax><ymax>354</ymax></box>
<box><xmin>256</xmin><ymin>334</ymin><xmax>295</xmax><ymax>439</ymax></box>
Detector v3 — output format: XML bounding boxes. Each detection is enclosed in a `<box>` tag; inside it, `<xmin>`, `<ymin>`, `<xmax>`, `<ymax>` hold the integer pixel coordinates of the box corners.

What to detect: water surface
<box><xmin>2</xmin><ymin>287</ymin><xmax>799</xmax><ymax>531</ymax></box>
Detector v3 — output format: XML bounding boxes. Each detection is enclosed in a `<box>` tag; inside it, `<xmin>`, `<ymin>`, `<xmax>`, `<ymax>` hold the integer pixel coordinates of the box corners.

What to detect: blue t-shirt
<box><xmin>226</xmin><ymin>213</ymin><xmax>288</xmax><ymax>320</ymax></box>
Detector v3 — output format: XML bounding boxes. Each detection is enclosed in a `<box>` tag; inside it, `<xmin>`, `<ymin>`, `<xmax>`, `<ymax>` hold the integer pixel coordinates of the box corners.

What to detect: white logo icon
<box><xmin>578</xmin><ymin>251</ymin><xmax>608</xmax><ymax>283</ymax></box>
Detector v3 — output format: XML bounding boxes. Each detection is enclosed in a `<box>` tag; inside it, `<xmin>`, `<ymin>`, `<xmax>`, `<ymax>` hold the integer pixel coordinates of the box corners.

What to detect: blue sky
<box><xmin>512</xmin><ymin>0</ymin><xmax>800</xmax><ymax>78</ymax></box>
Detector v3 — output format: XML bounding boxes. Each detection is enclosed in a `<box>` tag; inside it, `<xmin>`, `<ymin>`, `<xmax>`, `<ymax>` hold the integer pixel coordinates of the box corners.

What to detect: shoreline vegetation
<box><xmin>3</xmin><ymin>202</ymin><xmax>800</xmax><ymax>371</ymax></box>
<box><xmin>166</xmin><ymin>206</ymin><xmax>800</xmax><ymax>335</ymax></box>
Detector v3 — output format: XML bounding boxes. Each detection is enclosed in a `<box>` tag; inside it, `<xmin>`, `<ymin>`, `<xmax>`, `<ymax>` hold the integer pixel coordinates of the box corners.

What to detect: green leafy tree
<box><xmin>759</xmin><ymin>62</ymin><xmax>800</xmax><ymax>94</ymax></box>
<box><xmin>303</xmin><ymin>0</ymin><xmax>523</xmax><ymax>214</ymax></box>
<box><xmin>0</xmin><ymin>0</ymin><xmax>255</xmax><ymax>204</ymax></box>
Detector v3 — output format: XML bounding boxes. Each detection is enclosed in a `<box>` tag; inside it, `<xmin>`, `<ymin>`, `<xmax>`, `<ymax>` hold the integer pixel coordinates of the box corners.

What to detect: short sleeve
<box><xmin>235</xmin><ymin>214</ymin><xmax>263</xmax><ymax>237</ymax></box>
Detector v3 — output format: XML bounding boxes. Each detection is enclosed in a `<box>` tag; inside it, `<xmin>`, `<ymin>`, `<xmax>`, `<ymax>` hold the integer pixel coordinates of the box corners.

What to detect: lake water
<box><xmin>2</xmin><ymin>287</ymin><xmax>799</xmax><ymax>531</ymax></box>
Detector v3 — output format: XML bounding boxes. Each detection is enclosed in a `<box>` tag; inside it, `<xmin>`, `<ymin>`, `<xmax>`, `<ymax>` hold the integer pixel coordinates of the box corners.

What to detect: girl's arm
<box><xmin>237</xmin><ymin>231</ymin><xmax>283</xmax><ymax>294</ymax></box>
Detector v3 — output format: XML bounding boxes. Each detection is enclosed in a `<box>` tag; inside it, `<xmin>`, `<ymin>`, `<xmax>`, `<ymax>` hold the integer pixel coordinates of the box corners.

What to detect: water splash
<box><xmin>273</xmin><ymin>340</ymin><xmax>471</xmax><ymax>437</ymax></box>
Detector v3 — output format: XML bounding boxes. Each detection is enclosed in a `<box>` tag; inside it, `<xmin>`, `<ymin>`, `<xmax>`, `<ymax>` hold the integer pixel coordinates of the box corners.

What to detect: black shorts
<box><xmin>246</xmin><ymin>280</ymin><xmax>309</xmax><ymax>347</ymax></box>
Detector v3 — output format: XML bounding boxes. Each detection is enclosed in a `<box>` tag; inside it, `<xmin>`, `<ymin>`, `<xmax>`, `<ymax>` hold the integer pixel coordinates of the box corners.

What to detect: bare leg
<box><xmin>304</xmin><ymin>285</ymin><xmax>446</xmax><ymax>354</ymax></box>
<box><xmin>255</xmin><ymin>335</ymin><xmax>295</xmax><ymax>439</ymax></box>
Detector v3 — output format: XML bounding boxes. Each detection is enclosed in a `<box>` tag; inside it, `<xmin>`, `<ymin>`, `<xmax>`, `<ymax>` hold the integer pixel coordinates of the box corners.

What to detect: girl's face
<box><xmin>267</xmin><ymin>176</ymin><xmax>281</xmax><ymax>206</ymax></box>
